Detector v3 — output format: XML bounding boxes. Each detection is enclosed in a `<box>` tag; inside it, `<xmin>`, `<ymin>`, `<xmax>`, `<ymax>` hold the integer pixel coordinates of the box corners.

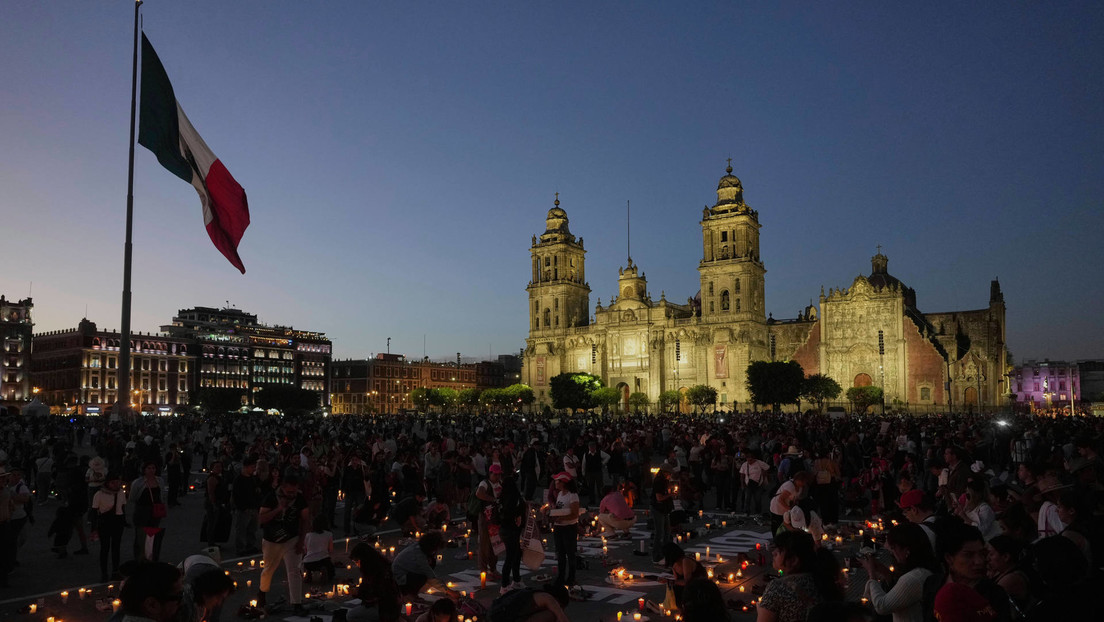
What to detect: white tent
<box><xmin>22</xmin><ymin>398</ymin><xmax>49</xmax><ymax>417</ymax></box>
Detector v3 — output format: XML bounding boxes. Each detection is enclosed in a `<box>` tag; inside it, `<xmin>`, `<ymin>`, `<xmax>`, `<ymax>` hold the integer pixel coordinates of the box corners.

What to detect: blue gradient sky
<box><xmin>2</xmin><ymin>2</ymin><xmax>1102</xmax><ymax>363</ymax></box>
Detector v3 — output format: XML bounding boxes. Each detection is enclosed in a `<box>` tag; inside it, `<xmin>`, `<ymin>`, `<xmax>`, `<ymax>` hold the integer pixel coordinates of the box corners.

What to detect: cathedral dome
<box><xmin>544</xmin><ymin>195</ymin><xmax>571</xmax><ymax>235</ymax></box>
<box><xmin>714</xmin><ymin>162</ymin><xmax>746</xmax><ymax>208</ymax></box>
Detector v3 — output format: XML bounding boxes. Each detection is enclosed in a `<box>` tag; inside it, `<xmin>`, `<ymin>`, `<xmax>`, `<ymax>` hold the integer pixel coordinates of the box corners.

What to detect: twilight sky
<box><xmin>2</xmin><ymin>2</ymin><xmax>1102</xmax><ymax>364</ymax></box>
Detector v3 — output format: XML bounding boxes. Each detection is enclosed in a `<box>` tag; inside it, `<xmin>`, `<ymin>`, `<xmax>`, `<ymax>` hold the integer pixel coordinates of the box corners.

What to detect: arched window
<box><xmin>720</xmin><ymin>290</ymin><xmax>730</xmax><ymax>311</ymax></box>
<box><xmin>543</xmin><ymin>308</ymin><xmax>551</xmax><ymax>328</ymax></box>
<box><xmin>734</xmin><ymin>278</ymin><xmax>741</xmax><ymax>294</ymax></box>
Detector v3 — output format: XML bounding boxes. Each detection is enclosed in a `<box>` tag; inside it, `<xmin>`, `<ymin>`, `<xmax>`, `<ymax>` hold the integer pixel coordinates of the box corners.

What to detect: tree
<box><xmin>254</xmin><ymin>384</ymin><xmax>319</xmax><ymax>415</ymax></box>
<box><xmin>687</xmin><ymin>384</ymin><xmax>719</xmax><ymax>414</ymax></box>
<box><xmin>410</xmin><ymin>387</ymin><xmax>432</xmax><ymax>411</ymax></box>
<box><xmin>628</xmin><ymin>391</ymin><xmax>650</xmax><ymax>413</ymax></box>
<box><xmin>658</xmin><ymin>390</ymin><xmax>681</xmax><ymax>413</ymax></box>
<box><xmin>458</xmin><ymin>388</ymin><xmax>482</xmax><ymax>412</ymax></box>
<box><xmin>591</xmin><ymin>387</ymin><xmax>621</xmax><ymax>414</ymax></box>
<box><xmin>504</xmin><ymin>384</ymin><xmax>535</xmax><ymax>411</ymax></box>
<box><xmin>801</xmin><ymin>374</ymin><xmax>843</xmax><ymax>412</ymax></box>
<box><xmin>436</xmin><ymin>388</ymin><xmax>458</xmax><ymax>413</ymax></box>
<box><xmin>193</xmin><ymin>388</ymin><xmax>247</xmax><ymax>414</ymax></box>
<box><xmin>746</xmin><ymin>360</ymin><xmax>805</xmax><ymax>411</ymax></box>
<box><xmin>846</xmin><ymin>385</ymin><xmax>884</xmax><ymax>414</ymax></box>
<box><xmin>549</xmin><ymin>372</ymin><xmax>602</xmax><ymax>412</ymax></box>
<box><xmin>480</xmin><ymin>388</ymin><xmax>504</xmax><ymax>411</ymax></box>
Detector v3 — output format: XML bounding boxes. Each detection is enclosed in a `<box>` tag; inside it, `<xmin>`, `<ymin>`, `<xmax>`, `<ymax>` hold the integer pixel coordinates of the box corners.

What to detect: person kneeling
<box><xmin>597</xmin><ymin>485</ymin><xmax>637</xmax><ymax>537</ymax></box>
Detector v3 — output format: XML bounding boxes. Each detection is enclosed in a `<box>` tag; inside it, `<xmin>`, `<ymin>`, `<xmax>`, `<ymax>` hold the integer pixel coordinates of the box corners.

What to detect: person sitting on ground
<box><xmin>178</xmin><ymin>566</ymin><xmax>235</xmax><ymax>622</ymax></box>
<box><xmin>302</xmin><ymin>514</ymin><xmax>336</xmax><ymax>587</ymax></box>
<box><xmin>414</xmin><ymin>597</ymin><xmax>460</xmax><ymax>622</ymax></box>
<box><xmin>118</xmin><ymin>561</ymin><xmax>184</xmax><ymax>622</ymax></box>
<box><xmin>348</xmin><ymin>542</ymin><xmax>401</xmax><ymax>622</ymax></box>
<box><xmin>488</xmin><ymin>582</ymin><xmax>570</xmax><ymax>622</ymax></box>
<box><xmin>661</xmin><ymin>542</ymin><xmax>707</xmax><ymax>609</ymax></box>
<box><xmin>424</xmin><ymin>497</ymin><xmax>451</xmax><ymax>530</ymax></box>
<box><xmin>391</xmin><ymin>530</ymin><xmax>460</xmax><ymax>599</ymax></box>
<box><xmin>681</xmin><ymin>577</ymin><xmax>730</xmax><ymax>622</ymax></box>
<box><xmin>597</xmin><ymin>485</ymin><xmax>637</xmax><ymax>537</ymax></box>
<box><xmin>390</xmin><ymin>488</ymin><xmax>427</xmax><ymax>536</ymax></box>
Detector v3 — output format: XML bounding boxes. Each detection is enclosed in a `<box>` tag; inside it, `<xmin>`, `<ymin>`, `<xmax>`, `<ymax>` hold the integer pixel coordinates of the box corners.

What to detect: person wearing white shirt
<box><xmin>92</xmin><ymin>472</ymin><xmax>127</xmax><ymax>582</ymax></box>
<box><xmin>739</xmin><ymin>452</ymin><xmax>770</xmax><ymax>515</ymax></box>
<box><xmin>861</xmin><ymin>523</ymin><xmax>935</xmax><ymax>622</ymax></box>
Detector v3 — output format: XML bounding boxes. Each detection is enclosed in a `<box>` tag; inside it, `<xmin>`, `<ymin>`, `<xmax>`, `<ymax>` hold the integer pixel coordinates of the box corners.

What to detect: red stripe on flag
<box><xmin>204</xmin><ymin>159</ymin><xmax>250</xmax><ymax>274</ymax></box>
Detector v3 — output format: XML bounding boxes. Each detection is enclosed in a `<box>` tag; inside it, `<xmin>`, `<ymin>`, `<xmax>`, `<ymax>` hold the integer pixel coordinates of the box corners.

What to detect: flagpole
<box><xmin>117</xmin><ymin>0</ymin><xmax>142</xmax><ymax>422</ymax></box>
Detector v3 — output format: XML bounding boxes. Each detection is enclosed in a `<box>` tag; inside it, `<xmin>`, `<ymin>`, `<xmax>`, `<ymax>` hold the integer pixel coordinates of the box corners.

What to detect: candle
<box><xmin>60</xmin><ymin>591</ymin><xmax>69</xmax><ymax>603</ymax></box>
<box><xmin>461</xmin><ymin>591</ymin><xmax>467</xmax><ymax>598</ymax></box>
<box><xmin>889</xmin><ymin>566</ymin><xmax>895</xmax><ymax>573</ymax></box>
<box><xmin>603</xmin><ymin>546</ymin><xmax>608</xmax><ymax>555</ymax></box>
<box><xmin>756</xmin><ymin>542</ymin><xmax>761</xmax><ymax>550</ymax></box>
<box><xmin>737</xmin><ymin>569</ymin><xmax>743</xmax><ymax>578</ymax></box>
<box><xmin>247</xmin><ymin>580</ymin><xmax>252</xmax><ymax>587</ymax></box>
<box><xmin>639</xmin><ymin>597</ymin><xmax>645</xmax><ymax>612</ymax></box>
<box><xmin>739</xmin><ymin>585</ymin><xmax>745</xmax><ymax>592</ymax></box>
<box><xmin>859</xmin><ymin>529</ymin><xmax>864</xmax><ymax>537</ymax></box>
<box><xmin>618</xmin><ymin>612</ymin><xmax>623</xmax><ymax>621</ymax></box>
<box><xmin>821</xmin><ymin>533</ymin><xmax>828</xmax><ymax>541</ymax></box>
<box><xmin>706</xmin><ymin>546</ymin><xmax>710</xmax><ymax>556</ymax></box>
<box><xmin>405</xmin><ymin>602</ymin><xmax>413</xmax><ymax>616</ymax></box>
<box><xmin>728</xmin><ymin>573</ymin><xmax>735</xmax><ymax>582</ymax></box>
<box><xmin>707</xmin><ymin>568</ymin><xmax>714</xmax><ymax>579</ymax></box>
<box><xmin>481</xmin><ymin>571</ymin><xmax>488</xmax><ymax>588</ymax></box>
<box><xmin>250</xmin><ymin>599</ymin><xmax>258</xmax><ymax>608</ymax></box>
<box><xmin>447</xmin><ymin>582</ymin><xmax>454</xmax><ymax>588</ymax></box>
<box><xmin>634</xmin><ymin>614</ymin><xmax>642</xmax><ymax>621</ymax></box>
<box><xmin>305</xmin><ymin>593</ymin><xmax>311</xmax><ymax>600</ymax></box>
<box><xmin>29</xmin><ymin>604</ymin><xmax>38</xmax><ymax>614</ymax></box>
<box><xmin>389</xmin><ymin>546</ymin><xmax>396</xmax><ymax>556</ymax></box>
<box><xmin>251</xmin><ymin>559</ymin><xmax>256</xmax><ymax>567</ymax></box>
<box><xmin>79</xmin><ymin>588</ymin><xmax>87</xmax><ymax>599</ymax></box>
<box><xmin>437</xmin><ymin>554</ymin><xmax>443</xmax><ymax>562</ymax></box>
<box><xmin>722</xmin><ymin>521</ymin><xmax>727</xmax><ymax>527</ymax></box>
<box><xmin>695</xmin><ymin>552</ymin><xmax>700</xmax><ymax>560</ymax></box>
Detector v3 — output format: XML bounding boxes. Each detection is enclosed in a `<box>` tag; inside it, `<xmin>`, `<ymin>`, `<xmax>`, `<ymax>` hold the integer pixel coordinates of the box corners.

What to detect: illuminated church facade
<box><xmin>521</xmin><ymin>165</ymin><xmax>1007</xmax><ymax>412</ymax></box>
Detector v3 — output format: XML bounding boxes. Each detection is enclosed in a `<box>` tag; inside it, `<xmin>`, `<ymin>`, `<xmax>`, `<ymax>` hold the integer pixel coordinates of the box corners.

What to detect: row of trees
<box><xmin>409</xmin><ymin>384</ymin><xmax>536</xmax><ymax>413</ymax></box>
<box><xmin>547</xmin><ymin>362</ymin><xmax>885</xmax><ymax>415</ymax></box>
<box><xmin>745</xmin><ymin>360</ymin><xmax>884</xmax><ymax>413</ymax></box>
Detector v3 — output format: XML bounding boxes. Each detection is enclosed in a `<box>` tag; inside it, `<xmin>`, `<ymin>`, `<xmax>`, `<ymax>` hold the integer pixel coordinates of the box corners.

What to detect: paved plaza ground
<box><xmin>0</xmin><ymin>473</ymin><xmax>803</xmax><ymax>621</ymax></box>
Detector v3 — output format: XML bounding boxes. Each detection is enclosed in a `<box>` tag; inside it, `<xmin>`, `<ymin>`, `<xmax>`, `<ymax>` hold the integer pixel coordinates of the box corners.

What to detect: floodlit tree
<box><xmin>658</xmin><ymin>390</ymin><xmax>681</xmax><ymax>413</ymax></box>
<box><xmin>687</xmin><ymin>384</ymin><xmax>719</xmax><ymax>414</ymax></box>
<box><xmin>549</xmin><ymin>372</ymin><xmax>602</xmax><ymax>412</ymax></box>
<box><xmin>504</xmin><ymin>383</ymin><xmax>535</xmax><ymax>411</ymax></box>
<box><xmin>436</xmin><ymin>388</ymin><xmax>458</xmax><ymax>413</ymax></box>
<box><xmin>410</xmin><ymin>387</ymin><xmax>432</xmax><ymax>411</ymax></box>
<box><xmin>746</xmin><ymin>360</ymin><xmax>805</xmax><ymax>411</ymax></box>
<box><xmin>846</xmin><ymin>385</ymin><xmax>884</xmax><ymax>414</ymax></box>
<box><xmin>458</xmin><ymin>388</ymin><xmax>482</xmax><ymax>412</ymax></box>
<box><xmin>801</xmin><ymin>374</ymin><xmax>843</xmax><ymax>412</ymax></box>
<box><xmin>628</xmin><ymin>391</ymin><xmax>650</xmax><ymax>414</ymax></box>
<box><xmin>591</xmin><ymin>386</ymin><xmax>621</xmax><ymax>414</ymax></box>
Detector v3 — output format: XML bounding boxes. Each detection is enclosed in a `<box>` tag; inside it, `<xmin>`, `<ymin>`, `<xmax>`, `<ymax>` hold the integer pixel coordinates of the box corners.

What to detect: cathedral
<box><xmin>521</xmin><ymin>165</ymin><xmax>1007</xmax><ymax>413</ymax></box>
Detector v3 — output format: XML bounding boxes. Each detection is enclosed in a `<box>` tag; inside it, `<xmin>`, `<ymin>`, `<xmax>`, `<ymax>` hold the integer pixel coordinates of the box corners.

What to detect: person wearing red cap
<box><xmin>898</xmin><ymin>490</ymin><xmax>937</xmax><ymax>553</ymax></box>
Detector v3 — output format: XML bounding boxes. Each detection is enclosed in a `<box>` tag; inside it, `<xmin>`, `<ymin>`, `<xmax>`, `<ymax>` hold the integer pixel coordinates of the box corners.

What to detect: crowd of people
<box><xmin>0</xmin><ymin>406</ymin><xmax>1099</xmax><ymax>621</ymax></box>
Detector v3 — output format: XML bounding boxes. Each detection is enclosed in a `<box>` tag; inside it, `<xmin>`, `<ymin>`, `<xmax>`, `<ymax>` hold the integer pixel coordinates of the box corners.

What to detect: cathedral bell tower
<box><xmin>528</xmin><ymin>195</ymin><xmax>590</xmax><ymax>334</ymax></box>
<box><xmin>698</xmin><ymin>162</ymin><xmax>766</xmax><ymax>321</ymax></box>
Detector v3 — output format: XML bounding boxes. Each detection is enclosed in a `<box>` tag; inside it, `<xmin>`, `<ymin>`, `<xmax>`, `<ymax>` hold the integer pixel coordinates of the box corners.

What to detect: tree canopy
<box><xmin>253</xmin><ymin>384</ymin><xmax>320</xmax><ymax>415</ymax></box>
<box><xmin>801</xmin><ymin>374</ymin><xmax>843</xmax><ymax>412</ymax></box>
<box><xmin>846</xmin><ymin>385</ymin><xmax>884</xmax><ymax>414</ymax></box>
<box><xmin>193</xmin><ymin>388</ymin><xmax>247</xmax><ymax>414</ymax></box>
<box><xmin>746</xmin><ymin>360</ymin><xmax>805</xmax><ymax>411</ymax></box>
<box><xmin>686</xmin><ymin>384</ymin><xmax>719</xmax><ymax>413</ymax></box>
<box><xmin>628</xmin><ymin>391</ymin><xmax>650</xmax><ymax>413</ymax></box>
<box><xmin>658</xmin><ymin>390</ymin><xmax>681</xmax><ymax>412</ymax></box>
<box><xmin>549</xmin><ymin>372</ymin><xmax>603</xmax><ymax>412</ymax></box>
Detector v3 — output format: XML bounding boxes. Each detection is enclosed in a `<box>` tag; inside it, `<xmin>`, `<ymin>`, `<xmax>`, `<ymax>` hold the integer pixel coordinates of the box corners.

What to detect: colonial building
<box><xmin>330</xmin><ymin>354</ymin><xmax>480</xmax><ymax>415</ymax></box>
<box><xmin>161</xmin><ymin>306</ymin><xmax>332</xmax><ymax>407</ymax></box>
<box><xmin>522</xmin><ymin>165</ymin><xmax>1007</xmax><ymax>412</ymax></box>
<box><xmin>1009</xmin><ymin>360</ymin><xmax>1081</xmax><ymax>411</ymax></box>
<box><xmin>0</xmin><ymin>295</ymin><xmax>34</xmax><ymax>405</ymax></box>
<box><xmin>32</xmin><ymin>319</ymin><xmax>192</xmax><ymax>415</ymax></box>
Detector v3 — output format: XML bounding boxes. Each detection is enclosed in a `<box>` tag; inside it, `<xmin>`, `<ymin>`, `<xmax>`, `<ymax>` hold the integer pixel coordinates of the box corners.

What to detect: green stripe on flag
<box><xmin>138</xmin><ymin>33</ymin><xmax>193</xmax><ymax>184</ymax></box>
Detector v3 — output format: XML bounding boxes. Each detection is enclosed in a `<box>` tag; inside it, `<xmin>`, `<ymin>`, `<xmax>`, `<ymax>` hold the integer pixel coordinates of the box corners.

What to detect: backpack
<box><xmin>467</xmin><ymin>479</ymin><xmax>490</xmax><ymax>520</ymax></box>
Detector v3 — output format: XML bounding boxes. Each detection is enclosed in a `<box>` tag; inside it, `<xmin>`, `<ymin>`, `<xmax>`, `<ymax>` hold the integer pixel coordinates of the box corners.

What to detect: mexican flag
<box><xmin>138</xmin><ymin>33</ymin><xmax>250</xmax><ymax>273</ymax></box>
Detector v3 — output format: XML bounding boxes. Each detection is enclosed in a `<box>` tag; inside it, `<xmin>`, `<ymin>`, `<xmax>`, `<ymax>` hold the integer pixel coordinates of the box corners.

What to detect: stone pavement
<box><xmin>0</xmin><ymin>480</ymin><xmax>788</xmax><ymax>622</ymax></box>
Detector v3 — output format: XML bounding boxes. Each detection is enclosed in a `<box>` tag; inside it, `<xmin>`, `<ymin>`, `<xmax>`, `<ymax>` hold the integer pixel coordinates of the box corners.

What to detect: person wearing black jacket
<box><xmin>232</xmin><ymin>455</ymin><xmax>262</xmax><ymax>555</ymax></box>
<box><xmin>582</xmin><ymin>442</ymin><xmax>604</xmax><ymax>506</ymax></box>
<box><xmin>497</xmin><ymin>475</ymin><xmax>526</xmax><ymax>594</ymax></box>
<box><xmin>519</xmin><ymin>440</ymin><xmax>542</xmax><ymax>502</ymax></box>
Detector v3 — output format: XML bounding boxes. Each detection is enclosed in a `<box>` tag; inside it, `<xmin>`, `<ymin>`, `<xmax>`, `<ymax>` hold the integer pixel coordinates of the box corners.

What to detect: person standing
<box><xmin>739</xmin><ymin>451</ymin><xmax>770</xmax><ymax>516</ymax></box>
<box><xmin>475</xmin><ymin>464</ymin><xmax>504</xmax><ymax>579</ymax></box>
<box><xmin>341</xmin><ymin>453</ymin><xmax>368</xmax><ymax>536</ymax></box>
<box><xmin>544</xmin><ymin>472</ymin><xmax>581</xmax><ymax>596</ymax></box>
<box><xmin>130</xmin><ymin>461</ymin><xmax>167</xmax><ymax>562</ymax></box>
<box><xmin>582</xmin><ymin>442</ymin><xmax>604</xmax><ymax>507</ymax></box>
<box><xmin>256</xmin><ymin>470</ymin><xmax>309</xmax><ymax>616</ymax></box>
<box><xmin>204</xmin><ymin>460</ymin><xmax>231</xmax><ymax>549</ymax></box>
<box><xmin>519</xmin><ymin>440</ymin><xmax>542</xmax><ymax>502</ymax></box>
<box><xmin>497</xmin><ymin>475</ymin><xmax>526</xmax><ymax>594</ymax></box>
<box><xmin>232</xmin><ymin>455</ymin><xmax>262</xmax><ymax>556</ymax></box>
<box><xmin>92</xmin><ymin>472</ymin><xmax>127</xmax><ymax>582</ymax></box>
<box><xmin>711</xmin><ymin>446</ymin><xmax>733</xmax><ymax>511</ymax></box>
<box><xmin>650</xmin><ymin>470</ymin><xmax>674</xmax><ymax>564</ymax></box>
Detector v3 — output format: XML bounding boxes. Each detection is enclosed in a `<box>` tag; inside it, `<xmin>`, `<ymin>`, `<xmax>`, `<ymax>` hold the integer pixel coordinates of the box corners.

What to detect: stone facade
<box><xmin>522</xmin><ymin>165</ymin><xmax>1008</xmax><ymax>412</ymax></box>
<box><xmin>0</xmin><ymin>295</ymin><xmax>34</xmax><ymax>405</ymax></box>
